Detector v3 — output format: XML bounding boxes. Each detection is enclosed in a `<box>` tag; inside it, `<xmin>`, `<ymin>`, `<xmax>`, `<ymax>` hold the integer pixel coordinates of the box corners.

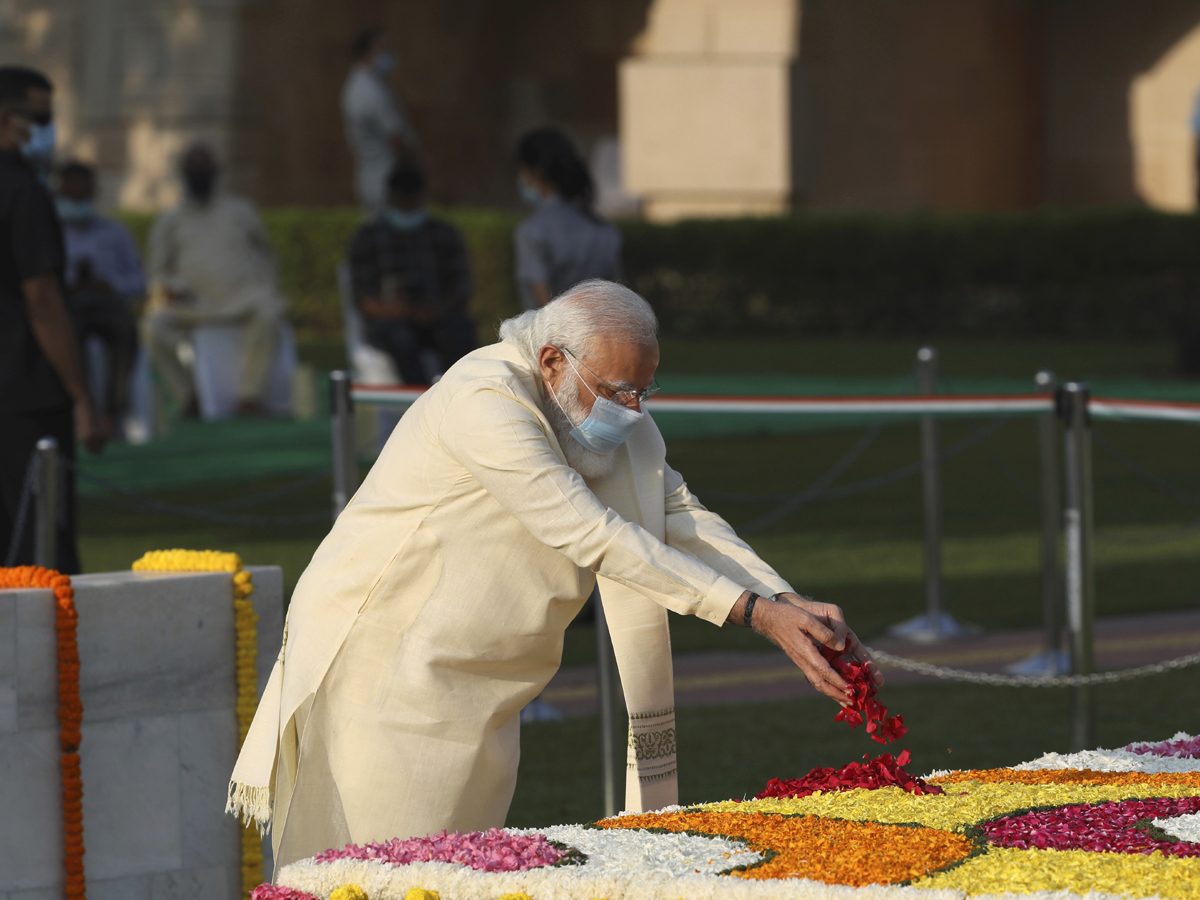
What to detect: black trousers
<box><xmin>69</xmin><ymin>289</ymin><xmax>139</xmax><ymax>418</ymax></box>
<box><xmin>0</xmin><ymin>407</ymin><xmax>80</xmax><ymax>573</ymax></box>
<box><xmin>365</xmin><ymin>310</ymin><xmax>477</xmax><ymax>386</ymax></box>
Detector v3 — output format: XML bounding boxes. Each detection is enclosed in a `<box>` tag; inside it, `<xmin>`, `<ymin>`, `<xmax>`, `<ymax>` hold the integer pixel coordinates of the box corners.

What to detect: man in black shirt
<box><xmin>0</xmin><ymin>66</ymin><xmax>105</xmax><ymax>572</ymax></box>
<box><xmin>348</xmin><ymin>163</ymin><xmax>475</xmax><ymax>385</ymax></box>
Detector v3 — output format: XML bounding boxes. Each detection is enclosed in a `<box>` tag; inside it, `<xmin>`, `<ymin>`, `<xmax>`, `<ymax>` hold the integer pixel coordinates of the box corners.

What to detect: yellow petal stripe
<box><xmin>916</xmin><ymin>847</ymin><xmax>1200</xmax><ymax>899</ymax></box>
<box><xmin>133</xmin><ymin>549</ymin><xmax>261</xmax><ymax>898</ymax></box>
<box><xmin>699</xmin><ymin>780</ymin><xmax>1200</xmax><ymax>832</ymax></box>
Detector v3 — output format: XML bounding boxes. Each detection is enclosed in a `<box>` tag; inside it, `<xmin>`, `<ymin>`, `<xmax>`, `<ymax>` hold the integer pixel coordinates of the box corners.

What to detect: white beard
<box><xmin>545</xmin><ymin>376</ymin><xmax>618</xmax><ymax>481</ymax></box>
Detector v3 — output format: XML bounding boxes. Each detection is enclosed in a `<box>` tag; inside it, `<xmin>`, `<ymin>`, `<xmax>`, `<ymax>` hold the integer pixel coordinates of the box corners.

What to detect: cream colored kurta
<box><xmin>230</xmin><ymin>342</ymin><xmax>793</xmax><ymax>872</ymax></box>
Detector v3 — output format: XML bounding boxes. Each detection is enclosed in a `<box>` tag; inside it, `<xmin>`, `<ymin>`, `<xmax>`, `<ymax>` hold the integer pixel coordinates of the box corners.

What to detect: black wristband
<box><xmin>743</xmin><ymin>592</ymin><xmax>761</xmax><ymax>629</ymax></box>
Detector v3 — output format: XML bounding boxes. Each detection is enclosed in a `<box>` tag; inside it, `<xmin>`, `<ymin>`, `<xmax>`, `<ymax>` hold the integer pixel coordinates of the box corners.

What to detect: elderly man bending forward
<box><xmin>230</xmin><ymin>280</ymin><xmax>880</xmax><ymax>873</ymax></box>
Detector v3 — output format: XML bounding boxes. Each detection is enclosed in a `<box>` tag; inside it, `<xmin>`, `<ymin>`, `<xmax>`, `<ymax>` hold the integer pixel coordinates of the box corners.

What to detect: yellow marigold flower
<box><xmin>493</xmin><ymin>894</ymin><xmax>534</xmax><ymax>900</ymax></box>
<box><xmin>404</xmin><ymin>890</ymin><xmax>440</xmax><ymax>900</ymax></box>
<box><xmin>331</xmin><ymin>886</ymin><xmax>369</xmax><ymax>900</ymax></box>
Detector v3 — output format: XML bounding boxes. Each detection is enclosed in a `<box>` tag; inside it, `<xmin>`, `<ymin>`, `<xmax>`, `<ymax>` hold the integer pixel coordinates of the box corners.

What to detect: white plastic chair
<box><xmin>192</xmin><ymin>321</ymin><xmax>297</xmax><ymax>420</ymax></box>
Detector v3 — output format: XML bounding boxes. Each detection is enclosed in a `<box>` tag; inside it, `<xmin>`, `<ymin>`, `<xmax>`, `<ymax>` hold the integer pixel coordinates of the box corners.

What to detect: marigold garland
<box><xmin>132</xmin><ymin>550</ymin><xmax>261</xmax><ymax>896</ymax></box>
<box><xmin>1</xmin><ymin>566</ymin><xmax>86</xmax><ymax>899</ymax></box>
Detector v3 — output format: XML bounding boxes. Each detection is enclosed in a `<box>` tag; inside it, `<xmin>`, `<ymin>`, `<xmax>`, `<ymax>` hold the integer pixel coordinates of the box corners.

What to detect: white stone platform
<box><xmin>0</xmin><ymin>567</ymin><xmax>284</xmax><ymax>900</ymax></box>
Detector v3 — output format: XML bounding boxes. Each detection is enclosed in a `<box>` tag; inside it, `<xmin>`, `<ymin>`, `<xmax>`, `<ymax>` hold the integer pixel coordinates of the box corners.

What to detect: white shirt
<box><xmin>341</xmin><ymin>64</ymin><xmax>415</xmax><ymax>209</ymax></box>
<box><xmin>147</xmin><ymin>194</ymin><xmax>284</xmax><ymax>319</ymax></box>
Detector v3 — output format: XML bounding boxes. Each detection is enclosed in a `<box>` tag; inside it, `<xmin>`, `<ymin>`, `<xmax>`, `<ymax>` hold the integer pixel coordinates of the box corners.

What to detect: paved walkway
<box><xmin>541</xmin><ymin>608</ymin><xmax>1200</xmax><ymax>717</ymax></box>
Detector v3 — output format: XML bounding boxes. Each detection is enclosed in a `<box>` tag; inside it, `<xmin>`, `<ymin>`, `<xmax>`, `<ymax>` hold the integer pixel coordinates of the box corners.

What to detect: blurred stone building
<box><xmin>6</xmin><ymin>0</ymin><xmax>1200</xmax><ymax>218</ymax></box>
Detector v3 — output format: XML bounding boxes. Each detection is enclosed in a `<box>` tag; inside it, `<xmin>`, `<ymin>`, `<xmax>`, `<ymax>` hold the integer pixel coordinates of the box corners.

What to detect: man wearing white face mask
<box><xmin>341</xmin><ymin>26</ymin><xmax>421</xmax><ymax>212</ymax></box>
<box><xmin>347</xmin><ymin>162</ymin><xmax>475</xmax><ymax>384</ymax></box>
<box><xmin>229</xmin><ymin>278</ymin><xmax>883</xmax><ymax>873</ymax></box>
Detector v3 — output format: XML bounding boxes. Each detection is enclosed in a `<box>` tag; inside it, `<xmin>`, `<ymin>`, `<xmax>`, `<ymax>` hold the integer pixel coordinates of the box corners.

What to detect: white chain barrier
<box><xmin>349</xmin><ymin>386</ymin><xmax>1200</xmax><ymax>424</ymax></box>
<box><xmin>862</xmin><ymin>645</ymin><xmax>1200</xmax><ymax>687</ymax></box>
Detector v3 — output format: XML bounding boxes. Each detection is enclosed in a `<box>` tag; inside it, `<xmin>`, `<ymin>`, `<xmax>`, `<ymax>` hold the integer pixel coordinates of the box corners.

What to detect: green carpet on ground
<box><xmin>76</xmin><ymin>417</ymin><xmax>333</xmax><ymax>495</ymax></box>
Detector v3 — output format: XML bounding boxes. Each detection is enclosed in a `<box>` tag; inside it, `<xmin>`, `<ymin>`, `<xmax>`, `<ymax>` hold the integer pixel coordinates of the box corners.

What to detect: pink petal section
<box><xmin>982</xmin><ymin>796</ymin><xmax>1200</xmax><ymax>856</ymax></box>
<box><xmin>314</xmin><ymin>828</ymin><xmax>565</xmax><ymax>872</ymax></box>
<box><xmin>1126</xmin><ymin>735</ymin><xmax>1200</xmax><ymax>760</ymax></box>
<box><xmin>250</xmin><ymin>885</ymin><xmax>321</xmax><ymax>900</ymax></box>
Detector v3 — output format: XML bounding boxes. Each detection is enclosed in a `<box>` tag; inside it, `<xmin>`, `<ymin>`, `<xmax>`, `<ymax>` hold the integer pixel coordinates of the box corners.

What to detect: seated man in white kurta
<box><xmin>229</xmin><ymin>279</ymin><xmax>882</xmax><ymax>873</ymax></box>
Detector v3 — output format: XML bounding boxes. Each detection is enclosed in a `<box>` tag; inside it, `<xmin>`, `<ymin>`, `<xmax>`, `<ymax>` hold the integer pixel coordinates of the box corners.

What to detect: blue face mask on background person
<box><xmin>56</xmin><ymin>198</ymin><xmax>95</xmax><ymax>223</ymax></box>
<box><xmin>517</xmin><ymin>175</ymin><xmax>543</xmax><ymax>207</ymax></box>
<box><xmin>372</xmin><ymin>50</ymin><xmax>398</xmax><ymax>78</ymax></box>
<box><xmin>20</xmin><ymin>121</ymin><xmax>56</xmax><ymax>171</ymax></box>
<box><xmin>552</xmin><ymin>353</ymin><xmax>644</xmax><ymax>454</ymax></box>
<box><xmin>384</xmin><ymin>207</ymin><xmax>427</xmax><ymax>231</ymax></box>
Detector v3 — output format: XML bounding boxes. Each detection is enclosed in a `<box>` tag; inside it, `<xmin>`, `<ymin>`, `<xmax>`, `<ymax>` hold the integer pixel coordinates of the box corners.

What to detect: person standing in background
<box><xmin>514</xmin><ymin>128</ymin><xmax>623</xmax><ymax>310</ymax></box>
<box><xmin>144</xmin><ymin>143</ymin><xmax>287</xmax><ymax>417</ymax></box>
<box><xmin>56</xmin><ymin>160</ymin><xmax>145</xmax><ymax>434</ymax></box>
<box><xmin>0</xmin><ymin>66</ymin><xmax>105</xmax><ymax>573</ymax></box>
<box><xmin>342</xmin><ymin>26</ymin><xmax>421</xmax><ymax>213</ymax></box>
<box><xmin>348</xmin><ymin>162</ymin><xmax>475</xmax><ymax>385</ymax></box>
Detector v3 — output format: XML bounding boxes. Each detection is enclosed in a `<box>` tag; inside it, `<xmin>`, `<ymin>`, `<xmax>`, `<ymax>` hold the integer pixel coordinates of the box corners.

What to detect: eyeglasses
<box><xmin>559</xmin><ymin>347</ymin><xmax>660</xmax><ymax>405</ymax></box>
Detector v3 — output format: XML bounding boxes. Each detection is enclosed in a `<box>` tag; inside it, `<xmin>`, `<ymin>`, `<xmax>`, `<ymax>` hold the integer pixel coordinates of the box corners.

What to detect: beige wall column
<box><xmin>0</xmin><ymin>0</ymin><xmax>249</xmax><ymax>212</ymax></box>
<box><xmin>1130</xmin><ymin>19</ymin><xmax>1200</xmax><ymax>211</ymax></box>
<box><xmin>619</xmin><ymin>0</ymin><xmax>802</xmax><ymax>221</ymax></box>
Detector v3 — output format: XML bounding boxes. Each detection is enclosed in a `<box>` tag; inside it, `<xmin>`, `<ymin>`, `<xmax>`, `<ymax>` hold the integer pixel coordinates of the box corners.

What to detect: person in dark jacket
<box><xmin>348</xmin><ymin>162</ymin><xmax>475</xmax><ymax>385</ymax></box>
<box><xmin>0</xmin><ymin>66</ymin><xmax>105</xmax><ymax>572</ymax></box>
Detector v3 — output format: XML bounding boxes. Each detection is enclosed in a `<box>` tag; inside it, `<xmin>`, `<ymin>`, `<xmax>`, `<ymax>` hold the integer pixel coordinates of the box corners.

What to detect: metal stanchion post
<box><xmin>918</xmin><ymin>347</ymin><xmax>945</xmax><ymax>637</ymax></box>
<box><xmin>330</xmin><ymin>371</ymin><xmax>358</xmax><ymax>520</ymax></box>
<box><xmin>593</xmin><ymin>586</ymin><xmax>622</xmax><ymax>817</ymax></box>
<box><xmin>1007</xmin><ymin>370</ymin><xmax>1068</xmax><ymax>676</ymax></box>
<box><xmin>1060</xmin><ymin>382</ymin><xmax>1096</xmax><ymax>751</ymax></box>
<box><xmin>33</xmin><ymin>437</ymin><xmax>58</xmax><ymax>569</ymax></box>
<box><xmin>888</xmin><ymin>348</ymin><xmax>977</xmax><ymax>642</ymax></box>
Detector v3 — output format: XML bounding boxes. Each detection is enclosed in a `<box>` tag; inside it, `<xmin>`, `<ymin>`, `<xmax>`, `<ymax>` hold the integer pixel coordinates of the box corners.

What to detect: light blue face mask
<box><xmin>517</xmin><ymin>175</ymin><xmax>544</xmax><ymax>207</ymax></box>
<box><xmin>384</xmin><ymin>207</ymin><xmax>427</xmax><ymax>231</ymax></box>
<box><xmin>20</xmin><ymin>121</ymin><xmax>56</xmax><ymax>171</ymax></box>
<box><xmin>56</xmin><ymin>198</ymin><xmax>95</xmax><ymax>223</ymax></box>
<box><xmin>554</xmin><ymin>353</ymin><xmax>644</xmax><ymax>454</ymax></box>
<box><xmin>372</xmin><ymin>50</ymin><xmax>398</xmax><ymax>78</ymax></box>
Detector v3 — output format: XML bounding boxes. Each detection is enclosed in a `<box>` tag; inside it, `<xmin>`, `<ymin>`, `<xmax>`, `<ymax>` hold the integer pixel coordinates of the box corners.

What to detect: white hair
<box><xmin>498</xmin><ymin>279</ymin><xmax>658</xmax><ymax>367</ymax></box>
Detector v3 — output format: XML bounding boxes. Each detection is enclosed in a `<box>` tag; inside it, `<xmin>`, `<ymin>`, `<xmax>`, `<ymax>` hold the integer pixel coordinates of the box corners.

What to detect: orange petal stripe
<box><xmin>1</xmin><ymin>566</ymin><xmax>86</xmax><ymax>899</ymax></box>
<box><xmin>596</xmin><ymin>810</ymin><xmax>974</xmax><ymax>885</ymax></box>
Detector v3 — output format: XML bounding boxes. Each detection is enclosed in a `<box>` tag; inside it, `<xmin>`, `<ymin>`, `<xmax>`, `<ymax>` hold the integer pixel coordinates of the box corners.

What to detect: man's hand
<box><xmin>361</xmin><ymin>296</ymin><xmax>410</xmax><ymax>321</ymax></box>
<box><xmin>74</xmin><ymin>399</ymin><xmax>107</xmax><ymax>455</ymax></box>
<box><xmin>409</xmin><ymin>304</ymin><xmax>439</xmax><ymax>327</ymax></box>
<box><xmin>773</xmin><ymin>592</ymin><xmax>883</xmax><ymax>688</ymax></box>
<box><xmin>727</xmin><ymin>591</ymin><xmax>882</xmax><ymax>706</ymax></box>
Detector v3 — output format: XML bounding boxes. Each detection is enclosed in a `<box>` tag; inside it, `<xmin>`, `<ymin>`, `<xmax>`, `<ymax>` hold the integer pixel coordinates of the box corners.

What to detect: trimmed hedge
<box><xmin>118</xmin><ymin>206</ymin><xmax>1200</xmax><ymax>342</ymax></box>
<box><xmin>623</xmin><ymin>208</ymin><xmax>1200</xmax><ymax>339</ymax></box>
<box><xmin>117</xmin><ymin>207</ymin><xmax>524</xmax><ymax>341</ymax></box>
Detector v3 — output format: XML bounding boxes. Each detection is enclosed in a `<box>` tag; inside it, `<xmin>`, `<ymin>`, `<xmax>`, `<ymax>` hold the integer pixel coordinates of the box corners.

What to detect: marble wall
<box><xmin>0</xmin><ymin>567</ymin><xmax>283</xmax><ymax>900</ymax></box>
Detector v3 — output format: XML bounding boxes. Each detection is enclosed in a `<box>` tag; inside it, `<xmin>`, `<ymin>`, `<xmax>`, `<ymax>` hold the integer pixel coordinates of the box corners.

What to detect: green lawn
<box><xmin>75</xmin><ymin>337</ymin><xmax>1199</xmax><ymax>822</ymax></box>
<box><xmin>505</xmin><ymin>669</ymin><xmax>1200</xmax><ymax>828</ymax></box>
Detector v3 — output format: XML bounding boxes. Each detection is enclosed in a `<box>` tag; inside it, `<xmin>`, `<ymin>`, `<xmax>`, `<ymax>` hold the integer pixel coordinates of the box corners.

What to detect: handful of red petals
<box><xmin>821</xmin><ymin>644</ymin><xmax>907</xmax><ymax>744</ymax></box>
<box><xmin>755</xmin><ymin>749</ymin><xmax>944</xmax><ymax>800</ymax></box>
